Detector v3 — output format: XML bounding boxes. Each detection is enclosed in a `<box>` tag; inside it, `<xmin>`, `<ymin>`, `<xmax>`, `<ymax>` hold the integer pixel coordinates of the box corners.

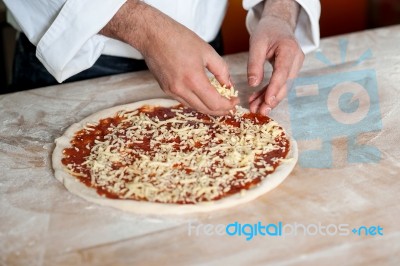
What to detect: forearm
<box><xmin>99</xmin><ymin>0</ymin><xmax>154</xmax><ymax>56</ymax></box>
<box><xmin>262</xmin><ymin>0</ymin><xmax>300</xmax><ymax>32</ymax></box>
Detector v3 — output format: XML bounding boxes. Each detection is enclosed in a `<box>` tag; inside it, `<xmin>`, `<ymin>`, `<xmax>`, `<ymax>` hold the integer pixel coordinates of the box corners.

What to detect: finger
<box><xmin>249</xmin><ymin>90</ymin><xmax>265</xmax><ymax>114</ymax></box>
<box><xmin>274</xmin><ymin>52</ymin><xmax>303</xmax><ymax>108</ymax></box>
<box><xmin>205</xmin><ymin>48</ymin><xmax>231</xmax><ymax>87</ymax></box>
<box><xmin>163</xmin><ymin>86</ymin><xmax>213</xmax><ymax>114</ymax></box>
<box><xmin>258</xmin><ymin>101</ymin><xmax>272</xmax><ymax>117</ymax></box>
<box><xmin>247</xmin><ymin>38</ymin><xmax>266</xmax><ymax>87</ymax></box>
<box><xmin>268</xmin><ymin>84</ymin><xmax>287</xmax><ymax>109</ymax></box>
<box><xmin>174</xmin><ymin>89</ymin><xmax>231</xmax><ymax>116</ymax></box>
<box><xmin>171</xmin><ymin>95</ymin><xmax>192</xmax><ymax>108</ymax></box>
<box><xmin>249</xmin><ymin>90</ymin><xmax>263</xmax><ymax>103</ymax></box>
<box><xmin>275</xmin><ymin>84</ymin><xmax>287</xmax><ymax>103</ymax></box>
<box><xmin>263</xmin><ymin>49</ymin><xmax>293</xmax><ymax>106</ymax></box>
<box><xmin>250</xmin><ymin>82</ymin><xmax>287</xmax><ymax>115</ymax></box>
<box><xmin>288</xmin><ymin>52</ymin><xmax>304</xmax><ymax>80</ymax></box>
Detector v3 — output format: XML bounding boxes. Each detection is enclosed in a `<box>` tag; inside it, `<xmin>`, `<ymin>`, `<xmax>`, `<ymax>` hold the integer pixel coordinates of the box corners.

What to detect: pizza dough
<box><xmin>52</xmin><ymin>99</ymin><xmax>298</xmax><ymax>215</ymax></box>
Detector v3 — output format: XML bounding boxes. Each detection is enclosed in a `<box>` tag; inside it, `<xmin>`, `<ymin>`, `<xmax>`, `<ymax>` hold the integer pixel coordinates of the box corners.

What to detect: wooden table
<box><xmin>1</xmin><ymin>25</ymin><xmax>400</xmax><ymax>265</ymax></box>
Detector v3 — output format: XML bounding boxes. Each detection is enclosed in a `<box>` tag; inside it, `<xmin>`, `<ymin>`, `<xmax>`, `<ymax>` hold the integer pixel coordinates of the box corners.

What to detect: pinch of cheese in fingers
<box><xmin>210</xmin><ymin>77</ymin><xmax>238</xmax><ymax>99</ymax></box>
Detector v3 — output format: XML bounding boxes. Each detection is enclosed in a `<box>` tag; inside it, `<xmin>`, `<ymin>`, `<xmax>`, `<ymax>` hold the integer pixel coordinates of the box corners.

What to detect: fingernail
<box><xmin>268</xmin><ymin>96</ymin><xmax>276</xmax><ymax>106</ymax></box>
<box><xmin>265</xmin><ymin>107</ymin><xmax>271</xmax><ymax>116</ymax></box>
<box><xmin>249</xmin><ymin>76</ymin><xmax>258</xmax><ymax>87</ymax></box>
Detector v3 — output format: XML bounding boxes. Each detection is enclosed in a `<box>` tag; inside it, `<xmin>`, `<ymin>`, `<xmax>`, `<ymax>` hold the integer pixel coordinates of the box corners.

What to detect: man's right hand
<box><xmin>100</xmin><ymin>0</ymin><xmax>238</xmax><ymax>115</ymax></box>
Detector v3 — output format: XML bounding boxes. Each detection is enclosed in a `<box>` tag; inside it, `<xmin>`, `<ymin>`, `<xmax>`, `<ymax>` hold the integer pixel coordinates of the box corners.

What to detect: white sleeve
<box><xmin>243</xmin><ymin>0</ymin><xmax>321</xmax><ymax>54</ymax></box>
<box><xmin>4</xmin><ymin>0</ymin><xmax>126</xmax><ymax>83</ymax></box>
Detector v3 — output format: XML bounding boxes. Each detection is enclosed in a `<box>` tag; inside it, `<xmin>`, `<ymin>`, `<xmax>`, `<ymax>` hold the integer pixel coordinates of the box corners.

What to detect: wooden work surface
<box><xmin>1</xmin><ymin>26</ymin><xmax>399</xmax><ymax>265</ymax></box>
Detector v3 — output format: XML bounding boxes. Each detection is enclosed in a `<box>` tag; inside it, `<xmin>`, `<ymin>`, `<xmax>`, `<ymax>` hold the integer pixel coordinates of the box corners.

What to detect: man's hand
<box><xmin>248</xmin><ymin>0</ymin><xmax>304</xmax><ymax>115</ymax></box>
<box><xmin>100</xmin><ymin>0</ymin><xmax>238</xmax><ymax>115</ymax></box>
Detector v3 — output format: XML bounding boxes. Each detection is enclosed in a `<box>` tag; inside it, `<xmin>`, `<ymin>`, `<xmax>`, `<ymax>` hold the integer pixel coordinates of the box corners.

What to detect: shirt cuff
<box><xmin>243</xmin><ymin>0</ymin><xmax>321</xmax><ymax>54</ymax></box>
<box><xmin>36</xmin><ymin>0</ymin><xmax>126</xmax><ymax>83</ymax></box>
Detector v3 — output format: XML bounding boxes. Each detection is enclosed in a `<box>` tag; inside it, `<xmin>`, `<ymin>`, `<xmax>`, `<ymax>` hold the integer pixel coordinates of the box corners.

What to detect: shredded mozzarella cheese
<box><xmin>210</xmin><ymin>77</ymin><xmax>238</xmax><ymax>99</ymax></box>
<box><xmin>64</xmin><ymin>105</ymin><xmax>289</xmax><ymax>204</ymax></box>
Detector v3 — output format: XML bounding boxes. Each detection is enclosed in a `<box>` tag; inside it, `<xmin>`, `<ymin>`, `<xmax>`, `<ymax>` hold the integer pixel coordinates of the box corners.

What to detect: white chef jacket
<box><xmin>4</xmin><ymin>0</ymin><xmax>320</xmax><ymax>83</ymax></box>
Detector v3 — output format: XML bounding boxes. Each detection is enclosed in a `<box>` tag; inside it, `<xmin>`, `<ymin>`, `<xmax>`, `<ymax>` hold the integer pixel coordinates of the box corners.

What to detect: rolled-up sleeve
<box><xmin>4</xmin><ymin>0</ymin><xmax>126</xmax><ymax>82</ymax></box>
<box><xmin>243</xmin><ymin>0</ymin><xmax>321</xmax><ymax>54</ymax></box>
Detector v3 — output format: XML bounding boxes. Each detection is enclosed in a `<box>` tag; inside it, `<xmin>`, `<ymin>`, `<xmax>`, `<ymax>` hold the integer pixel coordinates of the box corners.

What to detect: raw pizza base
<box><xmin>52</xmin><ymin>98</ymin><xmax>298</xmax><ymax>215</ymax></box>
